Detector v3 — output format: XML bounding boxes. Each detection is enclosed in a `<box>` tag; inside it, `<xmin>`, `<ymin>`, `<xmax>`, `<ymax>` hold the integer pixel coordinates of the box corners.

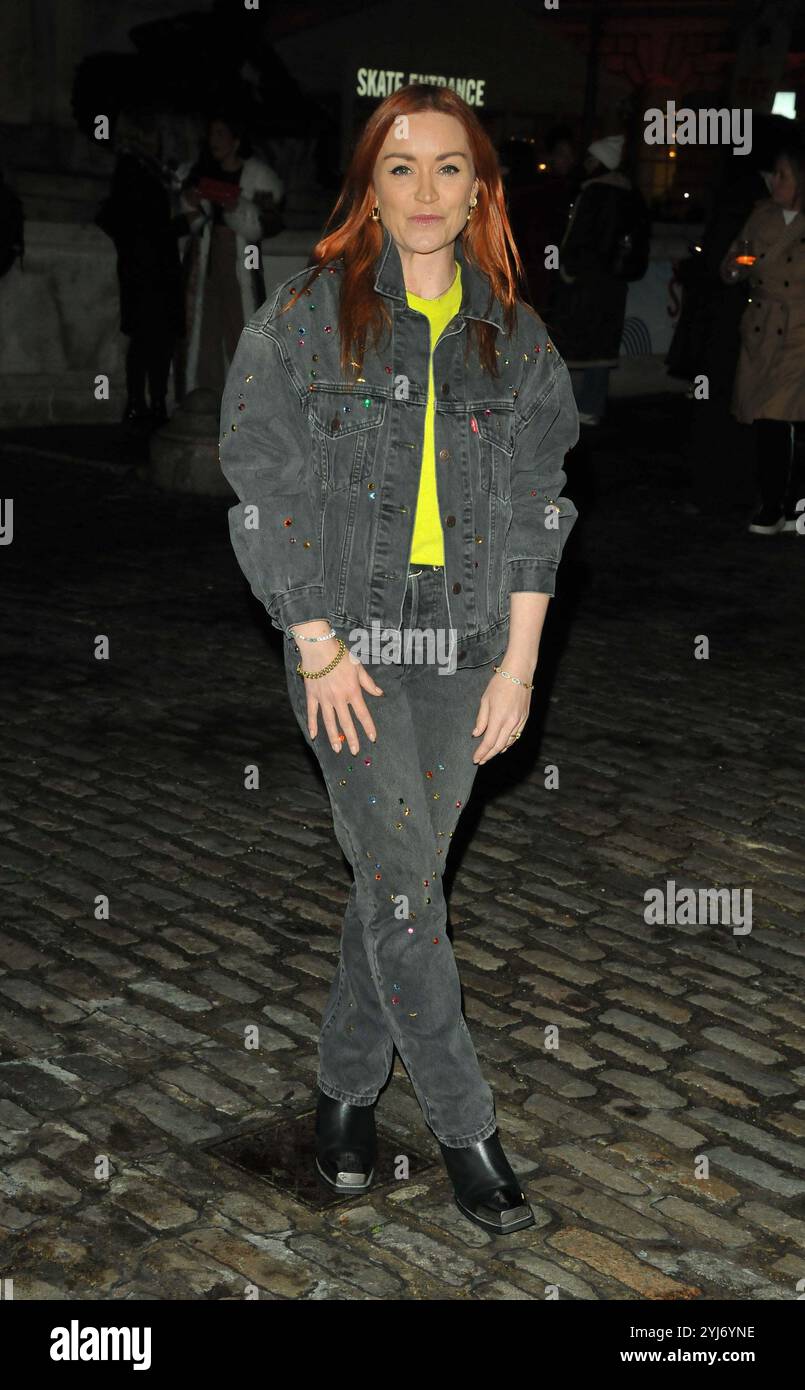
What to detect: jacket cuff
<box><xmin>505</xmin><ymin>557</ymin><xmax>559</xmax><ymax>597</ymax></box>
<box><xmin>267</xmin><ymin>585</ymin><xmax>329</xmax><ymax>633</ymax></box>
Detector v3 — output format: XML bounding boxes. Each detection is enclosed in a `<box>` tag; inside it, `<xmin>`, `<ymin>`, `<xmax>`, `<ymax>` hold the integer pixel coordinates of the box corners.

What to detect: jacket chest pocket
<box><xmin>475</xmin><ymin>406</ymin><xmax>515</xmax><ymax>500</ymax></box>
<box><xmin>309</xmin><ymin>389</ymin><xmax>387</xmax><ymax>492</ymax></box>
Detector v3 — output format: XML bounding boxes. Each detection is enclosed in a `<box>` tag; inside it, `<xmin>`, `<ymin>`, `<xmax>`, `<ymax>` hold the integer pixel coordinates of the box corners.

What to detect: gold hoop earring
<box><xmin>370</xmin><ymin>203</ymin><xmax>380</xmax><ymax>220</ymax></box>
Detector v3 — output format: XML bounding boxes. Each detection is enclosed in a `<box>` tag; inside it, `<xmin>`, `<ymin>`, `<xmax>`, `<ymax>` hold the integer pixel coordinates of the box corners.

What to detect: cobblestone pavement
<box><xmin>1</xmin><ymin>397</ymin><xmax>804</xmax><ymax>1302</ymax></box>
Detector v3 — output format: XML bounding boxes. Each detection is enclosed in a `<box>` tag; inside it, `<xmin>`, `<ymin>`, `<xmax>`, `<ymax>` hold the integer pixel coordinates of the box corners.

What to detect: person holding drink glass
<box><xmin>721</xmin><ymin>137</ymin><xmax>805</xmax><ymax>534</ymax></box>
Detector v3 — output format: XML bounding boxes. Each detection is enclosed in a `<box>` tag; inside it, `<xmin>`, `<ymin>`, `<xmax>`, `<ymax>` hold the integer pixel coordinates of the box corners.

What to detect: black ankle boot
<box><xmin>315</xmin><ymin>1089</ymin><xmax>376</xmax><ymax>1193</ymax></box>
<box><xmin>438</xmin><ymin>1130</ymin><xmax>535</xmax><ymax>1234</ymax></box>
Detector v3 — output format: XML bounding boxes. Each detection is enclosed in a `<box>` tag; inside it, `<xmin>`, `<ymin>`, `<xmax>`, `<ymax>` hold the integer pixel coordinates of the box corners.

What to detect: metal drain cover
<box><xmin>205</xmin><ymin>1110</ymin><xmax>437</xmax><ymax>1210</ymax></box>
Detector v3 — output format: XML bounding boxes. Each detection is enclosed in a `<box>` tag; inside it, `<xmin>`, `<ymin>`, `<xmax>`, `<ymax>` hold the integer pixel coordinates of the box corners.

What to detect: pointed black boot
<box><xmin>314</xmin><ymin>1089</ymin><xmax>376</xmax><ymax>1194</ymax></box>
<box><xmin>438</xmin><ymin>1130</ymin><xmax>535</xmax><ymax>1234</ymax></box>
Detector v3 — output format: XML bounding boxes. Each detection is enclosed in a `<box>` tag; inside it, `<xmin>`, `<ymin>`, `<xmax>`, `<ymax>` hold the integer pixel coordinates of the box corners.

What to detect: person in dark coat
<box><xmin>548</xmin><ymin>134</ymin><xmax>634</xmax><ymax>425</ymax></box>
<box><xmin>507</xmin><ymin>125</ymin><xmax>576</xmax><ymax>316</ymax></box>
<box><xmin>96</xmin><ymin>107</ymin><xmax>185</xmax><ymax>427</ymax></box>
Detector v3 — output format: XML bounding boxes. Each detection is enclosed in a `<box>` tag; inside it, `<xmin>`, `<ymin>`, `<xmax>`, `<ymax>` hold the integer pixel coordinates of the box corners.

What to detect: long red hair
<box><xmin>279</xmin><ymin>84</ymin><xmax>527</xmax><ymax>378</ymax></box>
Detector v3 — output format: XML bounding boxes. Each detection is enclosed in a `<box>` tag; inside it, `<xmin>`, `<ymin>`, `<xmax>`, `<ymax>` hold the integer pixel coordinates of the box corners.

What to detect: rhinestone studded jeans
<box><xmin>282</xmin><ymin>565</ymin><xmax>506</xmax><ymax>1148</ymax></box>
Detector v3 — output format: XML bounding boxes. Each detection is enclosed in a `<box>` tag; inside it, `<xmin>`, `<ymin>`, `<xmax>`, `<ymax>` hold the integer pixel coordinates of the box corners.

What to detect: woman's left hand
<box><xmin>471</xmin><ymin>665</ymin><xmax>532</xmax><ymax>764</ymax></box>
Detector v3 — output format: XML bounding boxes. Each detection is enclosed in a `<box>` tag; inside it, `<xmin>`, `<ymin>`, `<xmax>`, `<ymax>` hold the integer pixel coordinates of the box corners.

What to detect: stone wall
<box><xmin>0</xmin><ymin>225</ymin><xmax>317</xmax><ymax>425</ymax></box>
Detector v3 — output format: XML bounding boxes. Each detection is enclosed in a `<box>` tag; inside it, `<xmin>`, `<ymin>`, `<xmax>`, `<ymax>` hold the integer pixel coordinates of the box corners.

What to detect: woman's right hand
<box><xmin>296</xmin><ymin>634</ymin><xmax>384</xmax><ymax>753</ymax></box>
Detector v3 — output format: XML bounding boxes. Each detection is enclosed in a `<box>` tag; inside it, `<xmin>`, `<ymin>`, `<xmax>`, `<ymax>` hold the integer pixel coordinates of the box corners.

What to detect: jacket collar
<box><xmin>581</xmin><ymin>170</ymin><xmax>631</xmax><ymax>192</ymax></box>
<box><xmin>372</xmin><ymin>223</ymin><xmax>506</xmax><ymax>331</ymax></box>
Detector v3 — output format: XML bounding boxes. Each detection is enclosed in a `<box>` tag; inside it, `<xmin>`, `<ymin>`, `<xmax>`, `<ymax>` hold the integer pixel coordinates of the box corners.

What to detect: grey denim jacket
<box><xmin>219</xmin><ymin>225</ymin><xmax>579</xmax><ymax>666</ymax></box>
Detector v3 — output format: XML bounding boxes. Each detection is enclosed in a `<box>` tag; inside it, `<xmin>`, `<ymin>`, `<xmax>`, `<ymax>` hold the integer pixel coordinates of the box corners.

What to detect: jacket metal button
<box><xmin>439</xmin><ymin>448</ymin><xmax>450</xmax><ymax>460</ymax></box>
<box><xmin>457</xmin><ymin>650</ymin><xmax>466</xmax><ymax>662</ymax></box>
<box><xmin>441</xmin><ymin>382</ymin><xmax>450</xmax><ymax>395</ymax></box>
<box><xmin>446</xmin><ymin>515</ymin><xmax>456</xmax><ymax>526</ymax></box>
<box><xmin>452</xmin><ymin>582</ymin><xmax>461</xmax><ymax>593</ymax></box>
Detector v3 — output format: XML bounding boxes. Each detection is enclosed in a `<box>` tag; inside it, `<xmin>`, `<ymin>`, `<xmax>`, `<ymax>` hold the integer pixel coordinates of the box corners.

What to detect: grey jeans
<box><xmin>282</xmin><ymin>565</ymin><xmax>506</xmax><ymax>1147</ymax></box>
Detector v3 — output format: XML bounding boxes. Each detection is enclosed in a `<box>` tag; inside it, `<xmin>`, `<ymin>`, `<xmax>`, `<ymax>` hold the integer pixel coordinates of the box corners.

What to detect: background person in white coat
<box><xmin>178</xmin><ymin>113</ymin><xmax>284</xmax><ymax>399</ymax></box>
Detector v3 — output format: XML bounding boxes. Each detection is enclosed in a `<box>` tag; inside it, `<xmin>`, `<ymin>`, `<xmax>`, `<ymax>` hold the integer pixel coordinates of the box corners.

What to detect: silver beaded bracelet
<box><xmin>287</xmin><ymin>625</ymin><xmax>337</xmax><ymax>643</ymax></box>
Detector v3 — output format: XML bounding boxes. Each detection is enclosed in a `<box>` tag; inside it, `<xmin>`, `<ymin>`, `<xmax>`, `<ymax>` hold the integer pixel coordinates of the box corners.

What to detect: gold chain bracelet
<box><xmin>297</xmin><ymin>638</ymin><xmax>346</xmax><ymax>679</ymax></box>
<box><xmin>493</xmin><ymin>664</ymin><xmax>534</xmax><ymax>691</ymax></box>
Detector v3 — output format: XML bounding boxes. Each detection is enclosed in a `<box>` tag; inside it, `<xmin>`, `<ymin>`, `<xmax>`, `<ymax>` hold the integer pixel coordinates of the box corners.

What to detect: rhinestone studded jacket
<box><xmin>219</xmin><ymin>224</ymin><xmax>580</xmax><ymax>667</ymax></box>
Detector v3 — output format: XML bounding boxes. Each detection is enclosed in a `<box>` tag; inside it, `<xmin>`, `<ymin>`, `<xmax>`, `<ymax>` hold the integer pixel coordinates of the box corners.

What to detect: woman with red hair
<box><xmin>220</xmin><ymin>86</ymin><xmax>578</xmax><ymax>1235</ymax></box>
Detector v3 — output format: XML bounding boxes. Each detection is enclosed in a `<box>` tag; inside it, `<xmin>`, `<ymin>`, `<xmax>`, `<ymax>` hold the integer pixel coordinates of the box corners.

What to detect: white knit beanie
<box><xmin>587</xmin><ymin>135</ymin><xmax>624</xmax><ymax>171</ymax></box>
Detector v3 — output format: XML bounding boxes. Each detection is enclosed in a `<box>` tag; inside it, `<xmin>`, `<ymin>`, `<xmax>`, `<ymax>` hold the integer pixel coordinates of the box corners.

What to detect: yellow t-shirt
<box><xmin>406</xmin><ymin>261</ymin><xmax>462</xmax><ymax>566</ymax></box>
